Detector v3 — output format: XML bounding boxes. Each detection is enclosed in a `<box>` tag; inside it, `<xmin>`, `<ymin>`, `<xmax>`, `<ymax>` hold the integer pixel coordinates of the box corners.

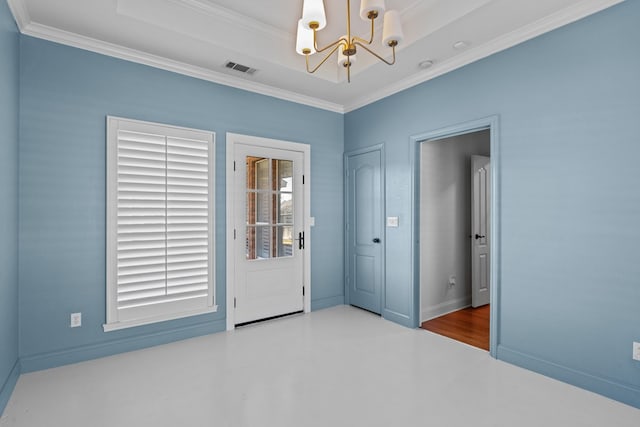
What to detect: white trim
<box><xmin>343</xmin><ymin>0</ymin><xmax>624</xmax><ymax>112</ymax></box>
<box><xmin>16</xmin><ymin>22</ymin><xmax>344</xmax><ymax>114</ymax></box>
<box><xmin>421</xmin><ymin>298</ymin><xmax>472</xmax><ymax>323</ymax></box>
<box><xmin>6</xmin><ymin>0</ymin><xmax>30</xmax><ymax>29</ymax></box>
<box><xmin>225</xmin><ymin>137</ymin><xmax>235</xmax><ymax>331</ymax></box>
<box><xmin>106</xmin><ymin>117</ymin><xmax>118</xmax><ymax>326</ymax></box>
<box><xmin>7</xmin><ymin>0</ymin><xmax>622</xmax><ymax>114</ymax></box>
<box><xmin>226</xmin><ymin>133</ymin><xmax>311</xmax><ymax>331</ymax></box>
<box><xmin>103</xmin><ymin>305</ymin><xmax>218</xmax><ymax>332</ymax></box>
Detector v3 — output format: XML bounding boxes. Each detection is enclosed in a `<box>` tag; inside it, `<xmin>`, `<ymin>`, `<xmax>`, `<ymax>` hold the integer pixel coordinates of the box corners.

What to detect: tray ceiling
<box><xmin>8</xmin><ymin>0</ymin><xmax>623</xmax><ymax>112</ymax></box>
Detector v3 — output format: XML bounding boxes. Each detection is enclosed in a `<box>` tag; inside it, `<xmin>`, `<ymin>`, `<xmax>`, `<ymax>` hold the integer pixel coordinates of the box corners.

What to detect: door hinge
<box><xmin>302</xmin><ymin>286</ymin><xmax>305</xmax><ymax>296</ymax></box>
<box><xmin>302</xmin><ymin>174</ymin><xmax>305</xmax><ymax>184</ymax></box>
<box><xmin>234</xmin><ymin>297</ymin><xmax>236</xmax><ymax>308</ymax></box>
<box><xmin>233</xmin><ymin>229</ymin><xmax>236</xmax><ymax>240</ymax></box>
<box><xmin>233</xmin><ymin>161</ymin><xmax>236</xmax><ymax>171</ymax></box>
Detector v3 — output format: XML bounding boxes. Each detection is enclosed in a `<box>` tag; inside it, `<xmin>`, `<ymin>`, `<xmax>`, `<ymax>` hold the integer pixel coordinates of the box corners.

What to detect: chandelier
<box><xmin>295</xmin><ymin>0</ymin><xmax>404</xmax><ymax>83</ymax></box>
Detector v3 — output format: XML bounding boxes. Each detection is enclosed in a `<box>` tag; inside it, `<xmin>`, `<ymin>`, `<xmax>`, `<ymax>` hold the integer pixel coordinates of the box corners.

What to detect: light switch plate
<box><xmin>70</xmin><ymin>312</ymin><xmax>82</xmax><ymax>328</ymax></box>
<box><xmin>386</xmin><ymin>216</ymin><xmax>399</xmax><ymax>227</ymax></box>
<box><xmin>633</xmin><ymin>342</ymin><xmax>640</xmax><ymax>361</ymax></box>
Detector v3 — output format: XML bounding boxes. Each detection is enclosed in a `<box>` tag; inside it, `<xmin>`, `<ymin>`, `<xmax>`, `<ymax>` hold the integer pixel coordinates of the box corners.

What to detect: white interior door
<box><xmin>232</xmin><ymin>143</ymin><xmax>305</xmax><ymax>324</ymax></box>
<box><xmin>471</xmin><ymin>155</ymin><xmax>491</xmax><ymax>307</ymax></box>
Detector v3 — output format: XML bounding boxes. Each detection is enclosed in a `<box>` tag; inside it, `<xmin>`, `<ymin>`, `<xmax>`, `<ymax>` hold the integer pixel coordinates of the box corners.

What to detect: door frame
<box><xmin>226</xmin><ymin>133</ymin><xmax>311</xmax><ymax>331</ymax></box>
<box><xmin>343</xmin><ymin>144</ymin><xmax>386</xmax><ymax>313</ymax></box>
<box><xmin>410</xmin><ymin>116</ymin><xmax>500</xmax><ymax>357</ymax></box>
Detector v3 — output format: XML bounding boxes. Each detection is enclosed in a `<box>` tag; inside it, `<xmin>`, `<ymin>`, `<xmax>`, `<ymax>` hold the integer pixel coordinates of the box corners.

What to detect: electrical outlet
<box><xmin>70</xmin><ymin>312</ymin><xmax>82</xmax><ymax>328</ymax></box>
<box><xmin>633</xmin><ymin>342</ymin><xmax>640</xmax><ymax>361</ymax></box>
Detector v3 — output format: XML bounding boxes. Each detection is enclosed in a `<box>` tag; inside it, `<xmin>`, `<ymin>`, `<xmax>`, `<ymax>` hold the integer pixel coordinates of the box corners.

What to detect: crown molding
<box><xmin>343</xmin><ymin>0</ymin><xmax>625</xmax><ymax>112</ymax></box>
<box><xmin>17</xmin><ymin>21</ymin><xmax>344</xmax><ymax>113</ymax></box>
<box><xmin>6</xmin><ymin>0</ymin><xmax>30</xmax><ymax>29</ymax></box>
<box><xmin>6</xmin><ymin>0</ymin><xmax>624</xmax><ymax>115</ymax></box>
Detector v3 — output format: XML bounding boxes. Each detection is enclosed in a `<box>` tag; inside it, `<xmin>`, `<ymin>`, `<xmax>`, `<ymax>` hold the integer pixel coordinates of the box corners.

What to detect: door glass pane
<box><xmin>255</xmin><ymin>159</ymin><xmax>269</xmax><ymax>191</ymax></box>
<box><xmin>277</xmin><ymin>226</ymin><xmax>293</xmax><ymax>257</ymax></box>
<box><xmin>246</xmin><ymin>192</ymin><xmax>256</xmax><ymax>225</ymax></box>
<box><xmin>247</xmin><ymin>225</ymin><xmax>271</xmax><ymax>259</ymax></box>
<box><xmin>276</xmin><ymin>159</ymin><xmax>293</xmax><ymax>226</ymax></box>
<box><xmin>246</xmin><ymin>226</ymin><xmax>256</xmax><ymax>259</ymax></box>
<box><xmin>246</xmin><ymin>157</ymin><xmax>263</xmax><ymax>190</ymax></box>
<box><xmin>245</xmin><ymin>156</ymin><xmax>294</xmax><ymax>260</ymax></box>
<box><xmin>256</xmin><ymin>191</ymin><xmax>270</xmax><ymax>224</ymax></box>
<box><xmin>278</xmin><ymin>193</ymin><xmax>293</xmax><ymax>224</ymax></box>
<box><xmin>277</xmin><ymin>160</ymin><xmax>293</xmax><ymax>191</ymax></box>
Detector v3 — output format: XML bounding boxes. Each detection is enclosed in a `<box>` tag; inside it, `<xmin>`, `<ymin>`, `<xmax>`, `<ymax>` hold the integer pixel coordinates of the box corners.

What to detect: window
<box><xmin>105</xmin><ymin>117</ymin><xmax>216</xmax><ymax>331</ymax></box>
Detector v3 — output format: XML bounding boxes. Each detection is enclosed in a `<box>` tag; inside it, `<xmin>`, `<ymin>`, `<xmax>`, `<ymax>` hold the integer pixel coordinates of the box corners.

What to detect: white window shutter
<box><xmin>105</xmin><ymin>117</ymin><xmax>216</xmax><ymax>331</ymax></box>
<box><xmin>165</xmin><ymin>136</ymin><xmax>211</xmax><ymax>303</ymax></box>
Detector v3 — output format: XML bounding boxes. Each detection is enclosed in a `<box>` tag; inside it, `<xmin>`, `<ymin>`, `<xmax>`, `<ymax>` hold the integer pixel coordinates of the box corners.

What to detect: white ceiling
<box><xmin>8</xmin><ymin>0</ymin><xmax>623</xmax><ymax>112</ymax></box>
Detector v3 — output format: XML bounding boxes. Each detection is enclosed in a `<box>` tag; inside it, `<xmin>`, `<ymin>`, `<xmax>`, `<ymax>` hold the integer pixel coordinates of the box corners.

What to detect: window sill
<box><xmin>103</xmin><ymin>305</ymin><xmax>219</xmax><ymax>332</ymax></box>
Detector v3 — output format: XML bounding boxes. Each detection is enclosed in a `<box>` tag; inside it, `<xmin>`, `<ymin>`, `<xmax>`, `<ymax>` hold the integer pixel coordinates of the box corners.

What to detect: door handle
<box><xmin>474</xmin><ymin>234</ymin><xmax>485</xmax><ymax>240</ymax></box>
<box><xmin>372</xmin><ymin>238</ymin><xmax>381</xmax><ymax>243</ymax></box>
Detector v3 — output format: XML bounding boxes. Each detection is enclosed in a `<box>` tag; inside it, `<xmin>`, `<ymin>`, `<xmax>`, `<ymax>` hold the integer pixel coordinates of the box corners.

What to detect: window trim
<box><xmin>104</xmin><ymin>116</ymin><xmax>217</xmax><ymax>332</ymax></box>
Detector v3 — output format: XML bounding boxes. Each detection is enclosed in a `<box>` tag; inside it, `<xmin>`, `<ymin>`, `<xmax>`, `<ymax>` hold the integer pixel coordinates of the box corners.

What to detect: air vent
<box><xmin>224</xmin><ymin>61</ymin><xmax>257</xmax><ymax>75</ymax></box>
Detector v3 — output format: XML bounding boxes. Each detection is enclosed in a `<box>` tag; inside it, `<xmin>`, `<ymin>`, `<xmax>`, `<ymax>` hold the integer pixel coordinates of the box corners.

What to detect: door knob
<box><xmin>372</xmin><ymin>238</ymin><xmax>381</xmax><ymax>243</ymax></box>
<box><xmin>474</xmin><ymin>234</ymin><xmax>485</xmax><ymax>240</ymax></box>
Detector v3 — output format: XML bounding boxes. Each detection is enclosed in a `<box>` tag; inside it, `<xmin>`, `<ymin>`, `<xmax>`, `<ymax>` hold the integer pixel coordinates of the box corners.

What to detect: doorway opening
<box><xmin>417</xmin><ymin>128</ymin><xmax>492</xmax><ymax>351</ymax></box>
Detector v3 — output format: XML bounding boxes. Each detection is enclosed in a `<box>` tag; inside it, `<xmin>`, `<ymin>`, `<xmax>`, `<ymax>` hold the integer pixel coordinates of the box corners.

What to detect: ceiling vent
<box><xmin>224</xmin><ymin>61</ymin><xmax>257</xmax><ymax>75</ymax></box>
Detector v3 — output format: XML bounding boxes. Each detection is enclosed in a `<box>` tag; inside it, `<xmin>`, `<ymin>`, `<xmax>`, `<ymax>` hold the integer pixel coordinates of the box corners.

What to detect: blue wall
<box><xmin>18</xmin><ymin>36</ymin><xmax>344</xmax><ymax>371</ymax></box>
<box><xmin>5</xmin><ymin>0</ymin><xmax>639</xmax><ymax>413</ymax></box>
<box><xmin>345</xmin><ymin>1</ymin><xmax>640</xmax><ymax>407</ymax></box>
<box><xmin>0</xmin><ymin>0</ymin><xmax>20</xmax><ymax>414</ymax></box>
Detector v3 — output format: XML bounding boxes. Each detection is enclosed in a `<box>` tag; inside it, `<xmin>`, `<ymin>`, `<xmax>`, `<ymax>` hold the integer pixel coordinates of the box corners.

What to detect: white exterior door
<box><xmin>471</xmin><ymin>155</ymin><xmax>491</xmax><ymax>307</ymax></box>
<box><xmin>228</xmin><ymin>135</ymin><xmax>309</xmax><ymax>326</ymax></box>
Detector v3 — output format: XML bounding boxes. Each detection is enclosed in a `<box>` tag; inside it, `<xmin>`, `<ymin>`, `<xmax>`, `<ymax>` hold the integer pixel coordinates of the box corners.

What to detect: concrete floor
<box><xmin>1</xmin><ymin>305</ymin><xmax>638</xmax><ymax>426</ymax></box>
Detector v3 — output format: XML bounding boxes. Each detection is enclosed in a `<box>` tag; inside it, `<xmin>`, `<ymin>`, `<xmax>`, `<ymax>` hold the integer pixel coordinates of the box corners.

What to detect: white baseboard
<box><xmin>421</xmin><ymin>296</ymin><xmax>471</xmax><ymax>322</ymax></box>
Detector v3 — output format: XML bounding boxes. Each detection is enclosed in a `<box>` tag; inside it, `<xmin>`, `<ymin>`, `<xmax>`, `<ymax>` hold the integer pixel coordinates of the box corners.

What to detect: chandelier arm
<box><xmin>306</xmin><ymin>43</ymin><xmax>344</xmax><ymax>74</ymax></box>
<box><xmin>313</xmin><ymin>29</ymin><xmax>349</xmax><ymax>53</ymax></box>
<box><xmin>352</xmin><ymin>17</ymin><xmax>375</xmax><ymax>45</ymax></box>
<box><xmin>354</xmin><ymin>41</ymin><xmax>397</xmax><ymax>65</ymax></box>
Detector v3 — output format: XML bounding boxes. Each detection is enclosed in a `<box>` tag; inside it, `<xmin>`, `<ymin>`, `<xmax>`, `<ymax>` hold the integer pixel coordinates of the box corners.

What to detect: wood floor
<box><xmin>420</xmin><ymin>305</ymin><xmax>490</xmax><ymax>351</ymax></box>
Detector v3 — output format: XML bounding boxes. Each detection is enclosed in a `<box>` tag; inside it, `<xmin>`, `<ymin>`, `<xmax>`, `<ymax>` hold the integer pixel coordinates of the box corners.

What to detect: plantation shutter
<box><xmin>105</xmin><ymin>117</ymin><xmax>216</xmax><ymax>331</ymax></box>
